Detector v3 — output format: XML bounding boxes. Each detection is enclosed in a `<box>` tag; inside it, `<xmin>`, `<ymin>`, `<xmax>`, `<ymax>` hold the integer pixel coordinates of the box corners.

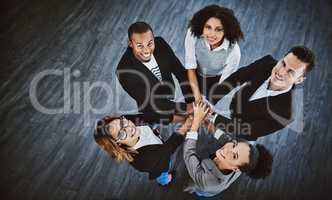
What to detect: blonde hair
<box><xmin>94</xmin><ymin>116</ymin><xmax>137</xmax><ymax>162</ymax></box>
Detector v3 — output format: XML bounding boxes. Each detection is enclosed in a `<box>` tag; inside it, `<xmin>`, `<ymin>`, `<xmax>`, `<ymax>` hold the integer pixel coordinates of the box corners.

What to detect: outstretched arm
<box><xmin>183</xmin><ymin>102</ymin><xmax>210</xmax><ymax>188</ymax></box>
<box><xmin>157</xmin><ymin>37</ymin><xmax>194</xmax><ymax>104</ymax></box>
<box><xmin>219</xmin><ymin>43</ymin><xmax>241</xmax><ymax>84</ymax></box>
<box><xmin>211</xmin><ymin>55</ymin><xmax>275</xmax><ymax>104</ymax></box>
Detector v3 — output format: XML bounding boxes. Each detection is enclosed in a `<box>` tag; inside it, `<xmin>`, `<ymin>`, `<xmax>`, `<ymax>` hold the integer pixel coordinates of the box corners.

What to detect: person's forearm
<box><xmin>172</xmin><ymin>114</ymin><xmax>187</xmax><ymax>123</ymax></box>
<box><xmin>176</xmin><ymin>116</ymin><xmax>193</xmax><ymax>135</ymax></box>
<box><xmin>187</xmin><ymin>69</ymin><xmax>201</xmax><ymax>101</ymax></box>
<box><xmin>190</xmin><ymin>119</ymin><xmax>200</xmax><ymax>132</ymax></box>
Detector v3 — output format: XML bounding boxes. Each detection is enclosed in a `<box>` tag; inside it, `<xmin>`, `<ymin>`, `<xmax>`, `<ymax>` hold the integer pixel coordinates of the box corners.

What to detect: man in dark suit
<box><xmin>209</xmin><ymin>46</ymin><xmax>315</xmax><ymax>140</ymax></box>
<box><xmin>116</xmin><ymin>22</ymin><xmax>193</xmax><ymax>124</ymax></box>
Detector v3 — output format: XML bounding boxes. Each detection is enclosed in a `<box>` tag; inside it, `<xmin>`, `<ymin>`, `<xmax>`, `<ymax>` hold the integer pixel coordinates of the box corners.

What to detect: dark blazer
<box><xmin>212</xmin><ymin>55</ymin><xmax>293</xmax><ymax>140</ymax></box>
<box><xmin>117</xmin><ymin>37</ymin><xmax>193</xmax><ymax>123</ymax></box>
<box><xmin>131</xmin><ymin>133</ymin><xmax>184</xmax><ymax>179</ymax></box>
<box><xmin>123</xmin><ymin>114</ymin><xmax>184</xmax><ymax>179</ymax></box>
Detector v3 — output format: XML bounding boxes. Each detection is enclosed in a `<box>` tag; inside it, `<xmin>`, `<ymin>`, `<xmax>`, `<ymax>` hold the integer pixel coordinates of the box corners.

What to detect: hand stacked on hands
<box><xmin>191</xmin><ymin>101</ymin><xmax>210</xmax><ymax>132</ymax></box>
<box><xmin>177</xmin><ymin>101</ymin><xmax>214</xmax><ymax>135</ymax></box>
<box><xmin>176</xmin><ymin>115</ymin><xmax>194</xmax><ymax>135</ymax></box>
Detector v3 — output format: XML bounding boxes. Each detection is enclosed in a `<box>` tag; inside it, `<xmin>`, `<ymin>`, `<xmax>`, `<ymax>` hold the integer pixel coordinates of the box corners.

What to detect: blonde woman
<box><xmin>94</xmin><ymin>114</ymin><xmax>192</xmax><ymax>185</ymax></box>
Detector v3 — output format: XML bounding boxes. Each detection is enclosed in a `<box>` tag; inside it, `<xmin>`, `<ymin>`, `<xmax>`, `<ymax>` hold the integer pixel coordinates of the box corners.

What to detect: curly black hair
<box><xmin>189</xmin><ymin>5</ymin><xmax>243</xmax><ymax>45</ymax></box>
<box><xmin>240</xmin><ymin>144</ymin><xmax>273</xmax><ymax>179</ymax></box>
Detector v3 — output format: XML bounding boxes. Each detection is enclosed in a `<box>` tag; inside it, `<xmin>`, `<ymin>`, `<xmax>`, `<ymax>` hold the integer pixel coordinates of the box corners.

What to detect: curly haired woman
<box><xmin>185</xmin><ymin>5</ymin><xmax>244</xmax><ymax>102</ymax></box>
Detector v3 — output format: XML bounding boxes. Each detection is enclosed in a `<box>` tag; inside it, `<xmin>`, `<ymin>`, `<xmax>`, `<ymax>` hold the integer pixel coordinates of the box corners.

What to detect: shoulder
<box><xmin>231</xmin><ymin>42</ymin><xmax>240</xmax><ymax>53</ymax></box>
<box><xmin>154</xmin><ymin>36</ymin><xmax>177</xmax><ymax>55</ymax></box>
<box><xmin>153</xmin><ymin>37</ymin><xmax>169</xmax><ymax>53</ymax></box>
<box><xmin>185</xmin><ymin>28</ymin><xmax>198</xmax><ymax>40</ymax></box>
<box><xmin>154</xmin><ymin>36</ymin><xmax>168</xmax><ymax>47</ymax></box>
<box><xmin>258</xmin><ymin>55</ymin><xmax>277</xmax><ymax>64</ymax></box>
<box><xmin>186</xmin><ymin>28</ymin><xmax>192</xmax><ymax>36</ymax></box>
<box><xmin>135</xmin><ymin>144</ymin><xmax>163</xmax><ymax>156</ymax></box>
<box><xmin>249</xmin><ymin>55</ymin><xmax>277</xmax><ymax>70</ymax></box>
<box><xmin>123</xmin><ymin>114</ymin><xmax>147</xmax><ymax>125</ymax></box>
<box><xmin>260</xmin><ymin>55</ymin><xmax>278</xmax><ymax>71</ymax></box>
<box><xmin>117</xmin><ymin>47</ymin><xmax>134</xmax><ymax>70</ymax></box>
<box><xmin>228</xmin><ymin>42</ymin><xmax>241</xmax><ymax>58</ymax></box>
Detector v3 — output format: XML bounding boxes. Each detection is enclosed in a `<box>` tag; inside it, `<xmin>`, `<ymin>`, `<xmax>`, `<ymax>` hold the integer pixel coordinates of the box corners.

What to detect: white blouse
<box><xmin>132</xmin><ymin>126</ymin><xmax>163</xmax><ymax>150</ymax></box>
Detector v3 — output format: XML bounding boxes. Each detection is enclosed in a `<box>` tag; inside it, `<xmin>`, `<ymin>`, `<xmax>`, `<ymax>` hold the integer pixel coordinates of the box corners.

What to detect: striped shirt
<box><xmin>142</xmin><ymin>55</ymin><xmax>162</xmax><ymax>81</ymax></box>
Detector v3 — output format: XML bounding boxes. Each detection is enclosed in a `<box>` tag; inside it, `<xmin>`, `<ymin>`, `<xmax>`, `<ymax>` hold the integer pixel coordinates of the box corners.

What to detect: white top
<box><xmin>142</xmin><ymin>55</ymin><xmax>162</xmax><ymax>81</ymax></box>
<box><xmin>132</xmin><ymin>126</ymin><xmax>163</xmax><ymax>150</ymax></box>
<box><xmin>186</xmin><ymin>129</ymin><xmax>225</xmax><ymax>141</ymax></box>
<box><xmin>184</xmin><ymin>29</ymin><xmax>241</xmax><ymax>83</ymax></box>
<box><xmin>249</xmin><ymin>77</ymin><xmax>292</xmax><ymax>101</ymax></box>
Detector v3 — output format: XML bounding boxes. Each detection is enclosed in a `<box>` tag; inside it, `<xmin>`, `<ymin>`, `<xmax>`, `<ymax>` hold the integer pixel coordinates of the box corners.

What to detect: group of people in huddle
<box><xmin>93</xmin><ymin>5</ymin><xmax>315</xmax><ymax>197</ymax></box>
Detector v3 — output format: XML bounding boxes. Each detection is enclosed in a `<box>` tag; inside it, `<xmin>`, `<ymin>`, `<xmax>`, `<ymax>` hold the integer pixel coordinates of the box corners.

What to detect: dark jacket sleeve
<box><xmin>123</xmin><ymin>114</ymin><xmax>154</xmax><ymax>125</ymax></box>
<box><xmin>240</xmin><ymin>118</ymin><xmax>293</xmax><ymax>140</ymax></box>
<box><xmin>116</xmin><ymin>56</ymin><xmax>149</xmax><ymax>108</ymax></box>
<box><xmin>130</xmin><ymin>133</ymin><xmax>184</xmax><ymax>179</ymax></box>
<box><xmin>214</xmin><ymin>106</ymin><xmax>293</xmax><ymax>141</ymax></box>
<box><xmin>211</xmin><ymin>55</ymin><xmax>276</xmax><ymax>104</ymax></box>
<box><xmin>157</xmin><ymin>37</ymin><xmax>194</xmax><ymax>103</ymax></box>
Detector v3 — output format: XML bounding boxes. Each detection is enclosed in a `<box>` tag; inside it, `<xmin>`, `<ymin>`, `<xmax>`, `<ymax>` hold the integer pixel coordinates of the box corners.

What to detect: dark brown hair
<box><xmin>240</xmin><ymin>144</ymin><xmax>273</xmax><ymax>179</ymax></box>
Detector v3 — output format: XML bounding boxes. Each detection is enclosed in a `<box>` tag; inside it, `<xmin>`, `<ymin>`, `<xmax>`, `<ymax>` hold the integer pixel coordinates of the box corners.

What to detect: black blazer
<box><xmin>123</xmin><ymin>114</ymin><xmax>184</xmax><ymax>179</ymax></box>
<box><xmin>117</xmin><ymin>37</ymin><xmax>193</xmax><ymax>123</ymax></box>
<box><xmin>213</xmin><ymin>55</ymin><xmax>293</xmax><ymax>140</ymax></box>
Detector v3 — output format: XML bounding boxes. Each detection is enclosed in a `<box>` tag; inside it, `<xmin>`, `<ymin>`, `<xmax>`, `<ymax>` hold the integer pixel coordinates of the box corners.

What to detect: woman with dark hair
<box><xmin>183</xmin><ymin>102</ymin><xmax>273</xmax><ymax>197</ymax></box>
<box><xmin>185</xmin><ymin>5</ymin><xmax>244</xmax><ymax>102</ymax></box>
<box><xmin>94</xmin><ymin>114</ymin><xmax>192</xmax><ymax>186</ymax></box>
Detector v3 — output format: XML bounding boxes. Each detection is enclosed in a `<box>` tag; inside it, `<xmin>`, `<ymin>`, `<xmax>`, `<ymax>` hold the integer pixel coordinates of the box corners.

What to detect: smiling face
<box><xmin>214</xmin><ymin>140</ymin><xmax>250</xmax><ymax>172</ymax></box>
<box><xmin>108</xmin><ymin>118</ymin><xmax>140</xmax><ymax>147</ymax></box>
<box><xmin>202</xmin><ymin>17</ymin><xmax>225</xmax><ymax>50</ymax></box>
<box><xmin>129</xmin><ymin>30</ymin><xmax>155</xmax><ymax>62</ymax></box>
<box><xmin>270</xmin><ymin>53</ymin><xmax>307</xmax><ymax>91</ymax></box>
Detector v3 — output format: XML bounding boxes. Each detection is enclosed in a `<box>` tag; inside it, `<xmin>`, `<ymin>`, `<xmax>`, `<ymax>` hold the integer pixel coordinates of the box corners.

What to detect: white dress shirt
<box><xmin>249</xmin><ymin>77</ymin><xmax>292</xmax><ymax>101</ymax></box>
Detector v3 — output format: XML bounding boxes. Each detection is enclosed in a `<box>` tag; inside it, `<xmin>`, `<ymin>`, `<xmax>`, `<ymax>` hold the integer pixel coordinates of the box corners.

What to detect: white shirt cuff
<box><xmin>211</xmin><ymin>114</ymin><xmax>218</xmax><ymax>124</ymax></box>
<box><xmin>184</xmin><ymin>64</ymin><xmax>197</xmax><ymax>69</ymax></box>
<box><xmin>214</xmin><ymin>129</ymin><xmax>225</xmax><ymax>140</ymax></box>
<box><xmin>186</xmin><ymin>131</ymin><xmax>198</xmax><ymax>140</ymax></box>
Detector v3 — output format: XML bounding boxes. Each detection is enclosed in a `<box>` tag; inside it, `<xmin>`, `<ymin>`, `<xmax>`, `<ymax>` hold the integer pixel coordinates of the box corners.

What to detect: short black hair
<box><xmin>287</xmin><ymin>46</ymin><xmax>315</xmax><ymax>73</ymax></box>
<box><xmin>239</xmin><ymin>144</ymin><xmax>273</xmax><ymax>179</ymax></box>
<box><xmin>127</xmin><ymin>21</ymin><xmax>153</xmax><ymax>40</ymax></box>
<box><xmin>189</xmin><ymin>5</ymin><xmax>243</xmax><ymax>45</ymax></box>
